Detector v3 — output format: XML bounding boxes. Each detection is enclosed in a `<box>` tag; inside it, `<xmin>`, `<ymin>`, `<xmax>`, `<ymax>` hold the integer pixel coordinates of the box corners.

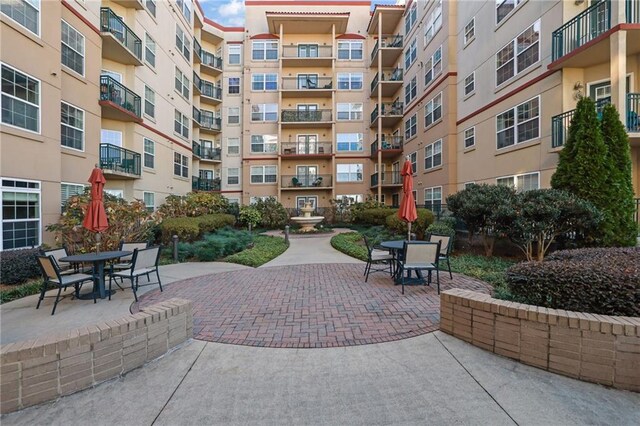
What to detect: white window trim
<box><xmin>405</xmin><ymin>76</ymin><xmax>417</xmax><ymax>105</ymax></box>
<box><xmin>0</xmin><ymin>177</ymin><xmax>42</xmax><ymax>251</ymax></box>
<box><xmin>174</xmin><ymin>67</ymin><xmax>190</xmax><ymax>99</ymax></box>
<box><xmin>61</xmin><ymin>19</ymin><xmax>85</xmax><ymax>77</ymax></box>
<box><xmin>495</xmin><ymin>95</ymin><xmax>540</xmax><ymax>150</ymax></box>
<box><xmin>227</xmin><ymin>107</ymin><xmax>240</xmax><ymax>125</ymax></box>
<box><xmin>423</xmin><ymin>0</ymin><xmax>442</xmax><ymax>47</ymax></box>
<box><xmin>496</xmin><ymin>171</ymin><xmax>540</xmax><ymax>192</ymax></box>
<box><xmin>336</xmin><ymin>133</ymin><xmax>364</xmax><ymax>152</ymax></box>
<box><xmin>251</xmin><ymin>104</ymin><xmax>278</xmax><ymax>122</ymax></box>
<box><xmin>337</xmin><ymin>40</ymin><xmax>363</xmax><ymax>61</ymax></box>
<box><xmin>496</xmin><ymin>0</ymin><xmax>524</xmax><ymax>26</ymax></box>
<box><xmin>424</xmin><ymin>45</ymin><xmax>442</xmax><ymax>88</ymax></box>
<box><xmin>464</xmin><ymin>17</ymin><xmax>475</xmax><ymax>46</ymax></box>
<box><xmin>424</xmin><ymin>92</ymin><xmax>443</xmax><ymax>129</ymax></box>
<box><xmin>60</xmin><ymin>182</ymin><xmax>85</xmax><ymax>208</ymax></box>
<box><xmin>2</xmin><ymin>0</ymin><xmax>40</xmax><ymax>37</ymax></box>
<box><xmin>143</xmin><ymin>137</ymin><xmax>155</xmax><ymax>169</ymax></box>
<box><xmin>227</xmin><ymin>137</ymin><xmax>240</xmax><ymax>155</ymax></box>
<box><xmin>424</xmin><ymin>139</ymin><xmax>442</xmax><ymax>170</ymax></box>
<box><xmin>0</xmin><ymin>62</ymin><xmax>41</xmax><ymax>135</ymax></box>
<box><xmin>227</xmin><ymin>167</ymin><xmax>240</xmax><ymax>185</ymax></box>
<box><xmin>250</xmin><ymin>134</ymin><xmax>278</xmax><ymax>153</ymax></box>
<box><xmin>143</xmin><ymin>191</ymin><xmax>155</xmax><ymax>211</ymax></box>
<box><xmin>464</xmin><ymin>72</ymin><xmax>475</xmax><ymax>97</ymax></box>
<box><xmin>337</xmin><ymin>72</ymin><xmax>364</xmax><ymax>91</ymax></box>
<box><xmin>336</xmin><ymin>164</ymin><xmax>363</xmax><ymax>183</ymax></box>
<box><xmin>404</xmin><ymin>38</ymin><xmax>417</xmax><ymax>70</ymax></box>
<box><xmin>336</xmin><ymin>103</ymin><xmax>363</xmax><ymax>121</ymax></box>
<box><xmin>251</xmin><ymin>40</ymin><xmax>279</xmax><ymax>61</ymax></box>
<box><xmin>145</xmin><ymin>33</ymin><xmax>156</xmax><ymax>68</ymax></box>
<box><xmin>228</xmin><ymin>44</ymin><xmax>242</xmax><ymax>65</ymax></box>
<box><xmin>424</xmin><ymin>186</ymin><xmax>443</xmax><ymax>208</ymax></box>
<box><xmin>464</xmin><ymin>127</ymin><xmax>475</xmax><ymax>149</ymax></box>
<box><xmin>144</xmin><ymin>85</ymin><xmax>155</xmax><ymax>119</ymax></box>
<box><xmin>250</xmin><ymin>166</ymin><xmax>277</xmax><ymax>184</ymax></box>
<box><xmin>251</xmin><ymin>73</ymin><xmax>278</xmax><ymax>91</ymax></box>
<box><xmin>60</xmin><ymin>101</ymin><xmax>84</xmax><ymax>152</ymax></box>
<box><xmin>495</xmin><ymin>20</ymin><xmax>540</xmax><ymax>88</ymax></box>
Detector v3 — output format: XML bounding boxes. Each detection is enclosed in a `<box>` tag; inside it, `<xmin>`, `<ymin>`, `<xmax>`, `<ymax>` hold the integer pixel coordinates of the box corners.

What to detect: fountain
<box><xmin>290</xmin><ymin>202</ymin><xmax>325</xmax><ymax>232</ymax></box>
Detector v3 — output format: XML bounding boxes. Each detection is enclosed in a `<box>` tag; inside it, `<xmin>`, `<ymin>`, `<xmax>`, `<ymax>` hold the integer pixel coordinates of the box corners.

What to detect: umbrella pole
<box><xmin>407</xmin><ymin>222</ymin><xmax>412</xmax><ymax>241</ymax></box>
<box><xmin>95</xmin><ymin>232</ymin><xmax>101</xmax><ymax>254</ymax></box>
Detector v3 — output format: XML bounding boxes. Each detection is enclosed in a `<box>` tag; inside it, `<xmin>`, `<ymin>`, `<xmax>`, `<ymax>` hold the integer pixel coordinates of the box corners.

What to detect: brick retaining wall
<box><xmin>441</xmin><ymin>289</ymin><xmax>640</xmax><ymax>392</ymax></box>
<box><xmin>0</xmin><ymin>298</ymin><xmax>193</xmax><ymax>414</ymax></box>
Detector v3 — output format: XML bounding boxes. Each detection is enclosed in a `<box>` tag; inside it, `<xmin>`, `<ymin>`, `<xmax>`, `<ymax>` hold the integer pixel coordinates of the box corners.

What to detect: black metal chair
<box><xmin>397</xmin><ymin>241</ymin><xmax>441</xmax><ymax>295</ymax></box>
<box><xmin>363</xmin><ymin>235</ymin><xmax>394</xmax><ymax>282</ymax></box>
<box><xmin>42</xmin><ymin>246</ymin><xmax>90</xmax><ymax>275</ymax></box>
<box><xmin>427</xmin><ymin>234</ymin><xmax>453</xmax><ymax>279</ymax></box>
<box><xmin>109</xmin><ymin>246</ymin><xmax>163</xmax><ymax>302</ymax></box>
<box><xmin>36</xmin><ymin>255</ymin><xmax>95</xmax><ymax>315</ymax></box>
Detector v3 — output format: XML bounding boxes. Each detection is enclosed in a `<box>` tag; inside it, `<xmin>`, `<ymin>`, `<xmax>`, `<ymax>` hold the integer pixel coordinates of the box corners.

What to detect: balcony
<box><xmin>628</xmin><ymin>93</ymin><xmax>640</xmax><ymax>134</ymax></box>
<box><xmin>99</xmin><ymin>75</ymin><xmax>142</xmax><ymax>122</ymax></box>
<box><xmin>192</xmin><ymin>71</ymin><xmax>202</xmax><ymax>95</ymax></box>
<box><xmin>111</xmin><ymin>0</ymin><xmax>143</xmax><ymax>9</ymax></box>
<box><xmin>193</xmin><ymin>37</ymin><xmax>202</xmax><ymax>64</ymax></box>
<box><xmin>370</xmin><ymin>102</ymin><xmax>403</xmax><ymax>128</ymax></box>
<box><xmin>551</xmin><ymin>97</ymin><xmax>611</xmax><ymax>148</ymax></box>
<box><xmin>281</xmin><ymin>109</ymin><xmax>332</xmax><ymax>128</ymax></box>
<box><xmin>370</xmin><ymin>67</ymin><xmax>403</xmax><ymax>98</ymax></box>
<box><xmin>281</xmin><ymin>77</ymin><xmax>333</xmax><ymax>98</ymax></box>
<box><xmin>370</xmin><ymin>35</ymin><xmax>403</xmax><ymax>68</ymax></box>
<box><xmin>200</xmin><ymin>50</ymin><xmax>222</xmax><ymax>76</ymax></box>
<box><xmin>100</xmin><ymin>8</ymin><xmax>142</xmax><ymax>66</ymax></box>
<box><xmin>199</xmin><ymin>110</ymin><xmax>222</xmax><ymax>133</ymax></box>
<box><xmin>280</xmin><ymin>141</ymin><xmax>332</xmax><ymax>157</ymax></box>
<box><xmin>200</xmin><ymin>146</ymin><xmax>222</xmax><ymax>162</ymax></box>
<box><xmin>370</xmin><ymin>171</ymin><xmax>402</xmax><ymax>188</ymax></box>
<box><xmin>192</xmin><ymin>140</ymin><xmax>201</xmax><ymax>158</ymax></box>
<box><xmin>281</xmin><ymin>45</ymin><xmax>333</xmax><ymax>67</ymax></box>
<box><xmin>281</xmin><ymin>174</ymin><xmax>333</xmax><ymax>190</ymax></box>
<box><xmin>200</xmin><ymin>80</ymin><xmax>222</xmax><ymax>105</ymax></box>
<box><xmin>192</xmin><ymin>106</ymin><xmax>201</xmax><ymax>128</ymax></box>
<box><xmin>99</xmin><ymin>143</ymin><xmax>141</xmax><ymax>178</ymax></box>
<box><xmin>370</xmin><ymin>135</ymin><xmax>403</xmax><ymax>158</ymax></box>
<box><xmin>192</xmin><ymin>176</ymin><xmax>220</xmax><ymax>192</ymax></box>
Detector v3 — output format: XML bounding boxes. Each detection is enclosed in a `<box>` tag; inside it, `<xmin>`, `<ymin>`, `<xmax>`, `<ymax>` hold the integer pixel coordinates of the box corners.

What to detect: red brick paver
<box><xmin>133</xmin><ymin>264</ymin><xmax>491</xmax><ymax>348</ymax></box>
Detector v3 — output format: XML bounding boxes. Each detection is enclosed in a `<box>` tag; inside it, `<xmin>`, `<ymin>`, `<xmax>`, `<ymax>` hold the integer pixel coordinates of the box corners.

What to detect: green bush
<box><xmin>350</xmin><ymin>198</ymin><xmax>387</xmax><ymax>223</ymax></box>
<box><xmin>385</xmin><ymin>209</ymin><xmax>435</xmax><ymax>239</ymax></box>
<box><xmin>177</xmin><ymin>227</ymin><xmax>253</xmax><ymax>262</ymax></box>
<box><xmin>197</xmin><ymin>214</ymin><xmax>236</xmax><ymax>234</ymax></box>
<box><xmin>225</xmin><ymin>235</ymin><xmax>288</xmax><ymax>267</ymax></box>
<box><xmin>506</xmin><ymin>247</ymin><xmax>640</xmax><ymax>316</ymax></box>
<box><xmin>426</xmin><ymin>221</ymin><xmax>456</xmax><ymax>247</ymax></box>
<box><xmin>238</xmin><ymin>205</ymin><xmax>262</xmax><ymax>229</ymax></box>
<box><xmin>253</xmin><ymin>197</ymin><xmax>289</xmax><ymax>229</ymax></box>
<box><xmin>1</xmin><ymin>247</ymin><xmax>41</xmax><ymax>285</ymax></box>
<box><xmin>1</xmin><ymin>279</ymin><xmax>46</xmax><ymax>304</ymax></box>
<box><xmin>330</xmin><ymin>232</ymin><xmax>368</xmax><ymax>261</ymax></box>
<box><xmin>160</xmin><ymin>214</ymin><xmax>235</xmax><ymax>244</ymax></box>
<box><xmin>355</xmin><ymin>208</ymin><xmax>396</xmax><ymax>226</ymax></box>
<box><xmin>158</xmin><ymin>192</ymin><xmax>229</xmax><ymax>218</ymax></box>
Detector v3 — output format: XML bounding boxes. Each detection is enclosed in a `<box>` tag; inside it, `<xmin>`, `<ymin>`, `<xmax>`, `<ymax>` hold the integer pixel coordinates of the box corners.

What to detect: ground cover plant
<box><xmin>175</xmin><ymin>227</ymin><xmax>253</xmax><ymax>262</ymax></box>
<box><xmin>224</xmin><ymin>235</ymin><xmax>288</xmax><ymax>267</ymax></box>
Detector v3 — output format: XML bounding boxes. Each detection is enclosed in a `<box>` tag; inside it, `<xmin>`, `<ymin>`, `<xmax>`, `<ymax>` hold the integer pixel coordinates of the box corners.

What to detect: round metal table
<box><xmin>60</xmin><ymin>251</ymin><xmax>131</xmax><ymax>299</ymax></box>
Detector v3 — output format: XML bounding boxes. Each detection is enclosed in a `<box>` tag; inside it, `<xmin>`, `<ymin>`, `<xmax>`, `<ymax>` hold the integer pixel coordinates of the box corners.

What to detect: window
<box><xmin>405</xmin><ymin>2</ymin><xmax>417</xmax><ymax>35</ymax></box>
<box><xmin>252</xmin><ymin>73</ymin><xmax>277</xmax><ymax>91</ymax></box>
<box><xmin>145</xmin><ymin>33</ymin><xmax>156</xmax><ymax>67</ymax></box>
<box><xmin>250</xmin><ymin>196</ymin><xmax>274</xmax><ymax>204</ymax></box>
<box><xmin>464</xmin><ymin>127</ymin><xmax>475</xmax><ymax>148</ymax></box>
<box><xmin>336</xmin><ymin>164</ymin><xmax>363</xmax><ymax>182</ymax></box>
<box><xmin>424</xmin><ymin>139</ymin><xmax>442</xmax><ymax>170</ymax></box>
<box><xmin>251</xmin><ymin>104</ymin><xmax>277</xmax><ymax>122</ymax></box>
<box><xmin>228</xmin><ymin>107</ymin><xmax>240</xmax><ymax>124</ymax></box>
<box><xmin>252</xmin><ymin>41</ymin><xmax>278</xmax><ymax>60</ymax></box>
<box><xmin>176</xmin><ymin>0</ymin><xmax>191</xmax><ymax>21</ymax></box>
<box><xmin>335</xmin><ymin>194</ymin><xmax>363</xmax><ymax>205</ymax></box>
<box><xmin>337</xmin><ymin>103</ymin><xmax>363</xmax><ymax>121</ymax></box>
<box><xmin>496</xmin><ymin>96</ymin><xmax>539</xmax><ymax>149</ymax></box>
<box><xmin>251</xmin><ymin>134</ymin><xmax>277</xmax><ymax>153</ymax></box>
<box><xmin>1</xmin><ymin>0</ymin><xmax>39</xmax><ymax>35</ymax></box>
<box><xmin>173</xmin><ymin>152</ymin><xmax>188</xmax><ymax>178</ymax></box>
<box><xmin>424</xmin><ymin>186</ymin><xmax>442</xmax><ymax>212</ymax></box>
<box><xmin>61</xmin><ymin>102</ymin><xmax>83</xmax><ymax>151</ymax></box>
<box><xmin>464</xmin><ymin>18</ymin><xmax>475</xmax><ymax>44</ymax></box>
<box><xmin>404</xmin><ymin>76</ymin><xmax>417</xmax><ymax>105</ymax></box>
<box><xmin>464</xmin><ymin>72</ymin><xmax>475</xmax><ymax>96</ymax></box>
<box><xmin>1</xmin><ymin>64</ymin><xmax>40</xmax><ymax>133</ymax></box>
<box><xmin>250</xmin><ymin>166</ymin><xmax>277</xmax><ymax>184</ymax></box>
<box><xmin>174</xmin><ymin>67</ymin><xmax>189</xmax><ymax>99</ymax></box>
<box><xmin>496</xmin><ymin>20</ymin><xmax>540</xmax><ymax>86</ymax></box>
<box><xmin>424</xmin><ymin>92</ymin><xmax>442</xmax><ymax>128</ymax></box>
<box><xmin>409</xmin><ymin>152</ymin><xmax>417</xmax><ymax>173</ymax></box>
<box><xmin>496</xmin><ymin>0</ymin><xmax>523</xmax><ymax>24</ymax></box>
<box><xmin>146</xmin><ymin>0</ymin><xmax>156</xmax><ymax>17</ymax></box>
<box><xmin>175</xmin><ymin>25</ymin><xmax>190</xmax><ymax>61</ymax></box>
<box><xmin>424</xmin><ymin>0</ymin><xmax>442</xmax><ymax>45</ymax></box>
<box><xmin>337</xmin><ymin>73</ymin><xmax>363</xmax><ymax>90</ymax></box>
<box><xmin>405</xmin><ymin>114</ymin><xmax>417</xmax><ymax>140</ymax></box>
<box><xmin>174</xmin><ymin>110</ymin><xmax>189</xmax><ymax>138</ymax></box>
<box><xmin>228</xmin><ymin>45</ymin><xmax>241</xmax><ymax>65</ymax></box>
<box><xmin>424</xmin><ymin>46</ymin><xmax>442</xmax><ymax>87</ymax></box>
<box><xmin>143</xmin><ymin>192</ymin><xmax>155</xmax><ymax>212</ymax></box>
<box><xmin>497</xmin><ymin>172</ymin><xmax>539</xmax><ymax>192</ymax></box>
<box><xmin>227</xmin><ymin>168</ymin><xmax>239</xmax><ymax>185</ymax></box>
<box><xmin>143</xmin><ymin>138</ymin><xmax>154</xmax><ymax>168</ymax></box>
<box><xmin>228</xmin><ymin>77</ymin><xmax>240</xmax><ymax>94</ymax></box>
<box><xmin>61</xmin><ymin>20</ymin><xmax>84</xmax><ymax>75</ymax></box>
<box><xmin>227</xmin><ymin>137</ymin><xmax>240</xmax><ymax>154</ymax></box>
<box><xmin>404</xmin><ymin>38</ymin><xmax>417</xmax><ymax>69</ymax></box>
<box><xmin>61</xmin><ymin>183</ymin><xmax>84</xmax><ymax>209</ymax></box>
<box><xmin>337</xmin><ymin>41</ymin><xmax>363</xmax><ymax>60</ymax></box>
<box><xmin>1</xmin><ymin>179</ymin><xmax>40</xmax><ymax>250</ymax></box>
<box><xmin>336</xmin><ymin>133</ymin><xmax>363</xmax><ymax>152</ymax></box>
<box><xmin>101</xmin><ymin>129</ymin><xmax>122</xmax><ymax>146</ymax></box>
<box><xmin>144</xmin><ymin>85</ymin><xmax>155</xmax><ymax>118</ymax></box>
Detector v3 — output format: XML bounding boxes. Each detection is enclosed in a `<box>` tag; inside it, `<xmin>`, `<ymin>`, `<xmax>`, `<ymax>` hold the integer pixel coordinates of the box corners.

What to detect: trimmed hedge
<box><xmin>330</xmin><ymin>232</ymin><xmax>368</xmax><ymax>261</ymax></box>
<box><xmin>1</xmin><ymin>248</ymin><xmax>41</xmax><ymax>285</ymax></box>
<box><xmin>225</xmin><ymin>235</ymin><xmax>288</xmax><ymax>267</ymax></box>
<box><xmin>355</xmin><ymin>208</ymin><xmax>396</xmax><ymax>226</ymax></box>
<box><xmin>160</xmin><ymin>214</ymin><xmax>235</xmax><ymax>244</ymax></box>
<box><xmin>385</xmin><ymin>209</ymin><xmax>435</xmax><ymax>240</ymax></box>
<box><xmin>506</xmin><ymin>247</ymin><xmax>640</xmax><ymax>316</ymax></box>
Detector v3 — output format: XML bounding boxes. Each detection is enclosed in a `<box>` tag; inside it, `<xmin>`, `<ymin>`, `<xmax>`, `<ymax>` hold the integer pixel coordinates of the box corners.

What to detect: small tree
<box><xmin>599</xmin><ymin>104</ymin><xmax>637</xmax><ymax>246</ymax></box>
<box><xmin>446</xmin><ymin>184</ymin><xmax>515</xmax><ymax>256</ymax></box>
<box><xmin>238</xmin><ymin>205</ymin><xmax>262</xmax><ymax>230</ymax></box>
<box><xmin>254</xmin><ymin>197</ymin><xmax>289</xmax><ymax>229</ymax></box>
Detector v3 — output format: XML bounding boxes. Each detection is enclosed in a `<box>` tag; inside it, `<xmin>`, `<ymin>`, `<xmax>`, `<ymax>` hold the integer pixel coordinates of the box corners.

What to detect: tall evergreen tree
<box><xmin>599</xmin><ymin>104</ymin><xmax>637</xmax><ymax>246</ymax></box>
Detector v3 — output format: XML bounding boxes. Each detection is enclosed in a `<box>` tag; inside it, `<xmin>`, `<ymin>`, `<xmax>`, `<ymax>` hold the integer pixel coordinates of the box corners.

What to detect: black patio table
<box><xmin>60</xmin><ymin>251</ymin><xmax>131</xmax><ymax>300</ymax></box>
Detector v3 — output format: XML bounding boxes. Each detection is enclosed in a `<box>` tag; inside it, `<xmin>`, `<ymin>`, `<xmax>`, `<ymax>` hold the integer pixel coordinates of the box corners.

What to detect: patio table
<box><xmin>60</xmin><ymin>251</ymin><xmax>131</xmax><ymax>300</ymax></box>
<box><xmin>379</xmin><ymin>240</ymin><xmax>424</xmax><ymax>284</ymax></box>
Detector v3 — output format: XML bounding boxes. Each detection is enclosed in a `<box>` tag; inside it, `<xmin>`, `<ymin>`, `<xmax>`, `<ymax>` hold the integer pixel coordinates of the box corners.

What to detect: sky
<box><xmin>199</xmin><ymin>0</ymin><xmax>402</xmax><ymax>27</ymax></box>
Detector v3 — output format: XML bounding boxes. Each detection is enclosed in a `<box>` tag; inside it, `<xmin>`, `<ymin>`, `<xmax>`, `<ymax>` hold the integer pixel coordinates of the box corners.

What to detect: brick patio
<box><xmin>133</xmin><ymin>264</ymin><xmax>491</xmax><ymax>348</ymax></box>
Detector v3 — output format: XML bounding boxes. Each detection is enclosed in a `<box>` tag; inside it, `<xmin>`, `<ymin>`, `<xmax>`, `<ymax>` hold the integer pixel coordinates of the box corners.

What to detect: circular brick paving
<box><xmin>133</xmin><ymin>264</ymin><xmax>491</xmax><ymax>348</ymax></box>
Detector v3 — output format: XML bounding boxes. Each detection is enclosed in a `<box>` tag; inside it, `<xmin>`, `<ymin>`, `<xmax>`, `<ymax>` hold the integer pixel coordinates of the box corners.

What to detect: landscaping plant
<box><xmin>160</xmin><ymin>214</ymin><xmax>235</xmax><ymax>244</ymax></box>
<box><xmin>253</xmin><ymin>197</ymin><xmax>289</xmax><ymax>229</ymax></box>
<box><xmin>238</xmin><ymin>205</ymin><xmax>262</xmax><ymax>230</ymax></box>
<box><xmin>158</xmin><ymin>192</ymin><xmax>229</xmax><ymax>218</ymax></box>
<box><xmin>1</xmin><ymin>247</ymin><xmax>41</xmax><ymax>285</ymax></box>
<box><xmin>385</xmin><ymin>208</ymin><xmax>434</xmax><ymax>239</ymax></box>
<box><xmin>225</xmin><ymin>235</ymin><xmax>288</xmax><ymax>267</ymax></box>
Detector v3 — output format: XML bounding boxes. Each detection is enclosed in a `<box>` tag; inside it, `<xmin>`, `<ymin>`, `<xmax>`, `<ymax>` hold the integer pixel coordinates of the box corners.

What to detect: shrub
<box><xmin>330</xmin><ymin>232</ymin><xmax>368</xmax><ymax>261</ymax></box>
<box><xmin>426</xmin><ymin>221</ymin><xmax>456</xmax><ymax>241</ymax></box>
<box><xmin>351</xmin><ymin>198</ymin><xmax>388</xmax><ymax>223</ymax></box>
<box><xmin>160</xmin><ymin>217</ymin><xmax>201</xmax><ymax>244</ymax></box>
<box><xmin>225</xmin><ymin>235</ymin><xmax>288</xmax><ymax>267</ymax></box>
<box><xmin>506</xmin><ymin>247</ymin><xmax>640</xmax><ymax>316</ymax></box>
<box><xmin>356</xmin><ymin>208</ymin><xmax>396</xmax><ymax>226</ymax></box>
<box><xmin>1</xmin><ymin>248</ymin><xmax>41</xmax><ymax>285</ymax></box>
<box><xmin>385</xmin><ymin>209</ymin><xmax>435</xmax><ymax>239</ymax></box>
<box><xmin>1</xmin><ymin>279</ymin><xmax>46</xmax><ymax>304</ymax></box>
<box><xmin>158</xmin><ymin>192</ymin><xmax>229</xmax><ymax>218</ymax></box>
<box><xmin>238</xmin><ymin>205</ymin><xmax>262</xmax><ymax>229</ymax></box>
<box><xmin>178</xmin><ymin>228</ymin><xmax>253</xmax><ymax>262</ymax></box>
<box><xmin>253</xmin><ymin>197</ymin><xmax>288</xmax><ymax>229</ymax></box>
<box><xmin>197</xmin><ymin>214</ymin><xmax>236</xmax><ymax>234</ymax></box>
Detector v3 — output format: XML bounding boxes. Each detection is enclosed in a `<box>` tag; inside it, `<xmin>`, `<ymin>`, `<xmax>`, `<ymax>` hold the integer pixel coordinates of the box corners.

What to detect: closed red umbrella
<box><xmin>398</xmin><ymin>158</ymin><xmax>417</xmax><ymax>240</ymax></box>
<box><xmin>83</xmin><ymin>166</ymin><xmax>109</xmax><ymax>250</ymax></box>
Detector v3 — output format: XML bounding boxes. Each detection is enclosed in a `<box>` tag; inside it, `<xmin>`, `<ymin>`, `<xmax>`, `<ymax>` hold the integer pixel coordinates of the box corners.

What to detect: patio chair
<box><xmin>109</xmin><ymin>246</ymin><xmax>163</xmax><ymax>302</ymax></box>
<box><xmin>312</xmin><ymin>176</ymin><xmax>323</xmax><ymax>187</ymax></box>
<box><xmin>42</xmin><ymin>247</ymin><xmax>91</xmax><ymax>275</ymax></box>
<box><xmin>363</xmin><ymin>235</ymin><xmax>394</xmax><ymax>282</ymax></box>
<box><xmin>36</xmin><ymin>255</ymin><xmax>96</xmax><ymax>315</ymax></box>
<box><xmin>397</xmin><ymin>241</ymin><xmax>441</xmax><ymax>295</ymax></box>
<box><xmin>427</xmin><ymin>234</ymin><xmax>453</xmax><ymax>279</ymax></box>
<box><xmin>110</xmin><ymin>241</ymin><xmax>150</xmax><ymax>289</ymax></box>
<box><xmin>292</xmin><ymin>177</ymin><xmax>303</xmax><ymax>187</ymax></box>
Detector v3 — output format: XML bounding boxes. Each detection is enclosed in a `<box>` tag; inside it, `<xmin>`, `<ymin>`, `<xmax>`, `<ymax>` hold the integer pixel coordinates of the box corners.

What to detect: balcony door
<box><xmin>297</xmin><ymin>74</ymin><xmax>318</xmax><ymax>89</ymax></box>
<box><xmin>298</xmin><ymin>44</ymin><xmax>318</xmax><ymax>58</ymax></box>
<box><xmin>297</xmin><ymin>134</ymin><xmax>318</xmax><ymax>154</ymax></box>
<box><xmin>297</xmin><ymin>165</ymin><xmax>318</xmax><ymax>187</ymax></box>
<box><xmin>297</xmin><ymin>104</ymin><xmax>318</xmax><ymax>121</ymax></box>
<box><xmin>588</xmin><ymin>76</ymin><xmax>631</xmax><ymax>102</ymax></box>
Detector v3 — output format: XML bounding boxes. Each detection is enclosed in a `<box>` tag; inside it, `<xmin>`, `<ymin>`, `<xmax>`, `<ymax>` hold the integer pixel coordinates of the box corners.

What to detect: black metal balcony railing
<box><xmin>192</xmin><ymin>106</ymin><xmax>201</xmax><ymax>124</ymax></box>
<box><xmin>370</xmin><ymin>35</ymin><xmax>403</xmax><ymax>61</ymax></box>
<box><xmin>193</xmin><ymin>71</ymin><xmax>202</xmax><ymax>93</ymax></box>
<box><xmin>370</xmin><ymin>68</ymin><xmax>403</xmax><ymax>92</ymax></box>
<box><xmin>371</xmin><ymin>135</ymin><xmax>403</xmax><ymax>154</ymax></box>
<box><xmin>201</xmin><ymin>81</ymin><xmax>222</xmax><ymax>100</ymax></box>
<box><xmin>371</xmin><ymin>102</ymin><xmax>404</xmax><ymax>123</ymax></box>
<box><xmin>280</xmin><ymin>141</ymin><xmax>332</xmax><ymax>155</ymax></box>
<box><xmin>370</xmin><ymin>171</ymin><xmax>402</xmax><ymax>187</ymax></box>
<box><xmin>100</xmin><ymin>8</ymin><xmax>142</xmax><ymax>61</ymax></box>
<box><xmin>628</xmin><ymin>93</ymin><xmax>640</xmax><ymax>132</ymax></box>
<box><xmin>192</xmin><ymin>176</ymin><xmax>220</xmax><ymax>192</ymax></box>
<box><xmin>552</xmin><ymin>0</ymin><xmax>610</xmax><ymax>61</ymax></box>
<box><xmin>282</xmin><ymin>45</ymin><xmax>333</xmax><ymax>59</ymax></box>
<box><xmin>551</xmin><ymin>97</ymin><xmax>611</xmax><ymax>148</ymax></box>
<box><xmin>281</xmin><ymin>109</ymin><xmax>332</xmax><ymax>123</ymax></box>
<box><xmin>282</xmin><ymin>174</ymin><xmax>332</xmax><ymax>188</ymax></box>
<box><xmin>281</xmin><ymin>77</ymin><xmax>333</xmax><ymax>90</ymax></box>
<box><xmin>193</xmin><ymin>37</ymin><xmax>202</xmax><ymax>61</ymax></box>
<box><xmin>100</xmin><ymin>75</ymin><xmax>141</xmax><ymax>117</ymax></box>
<box><xmin>200</xmin><ymin>110</ymin><xmax>222</xmax><ymax>131</ymax></box>
<box><xmin>201</xmin><ymin>50</ymin><xmax>223</xmax><ymax>70</ymax></box>
<box><xmin>192</xmin><ymin>140</ymin><xmax>201</xmax><ymax>158</ymax></box>
<box><xmin>200</xmin><ymin>146</ymin><xmax>221</xmax><ymax>161</ymax></box>
<box><xmin>100</xmin><ymin>143</ymin><xmax>141</xmax><ymax>176</ymax></box>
